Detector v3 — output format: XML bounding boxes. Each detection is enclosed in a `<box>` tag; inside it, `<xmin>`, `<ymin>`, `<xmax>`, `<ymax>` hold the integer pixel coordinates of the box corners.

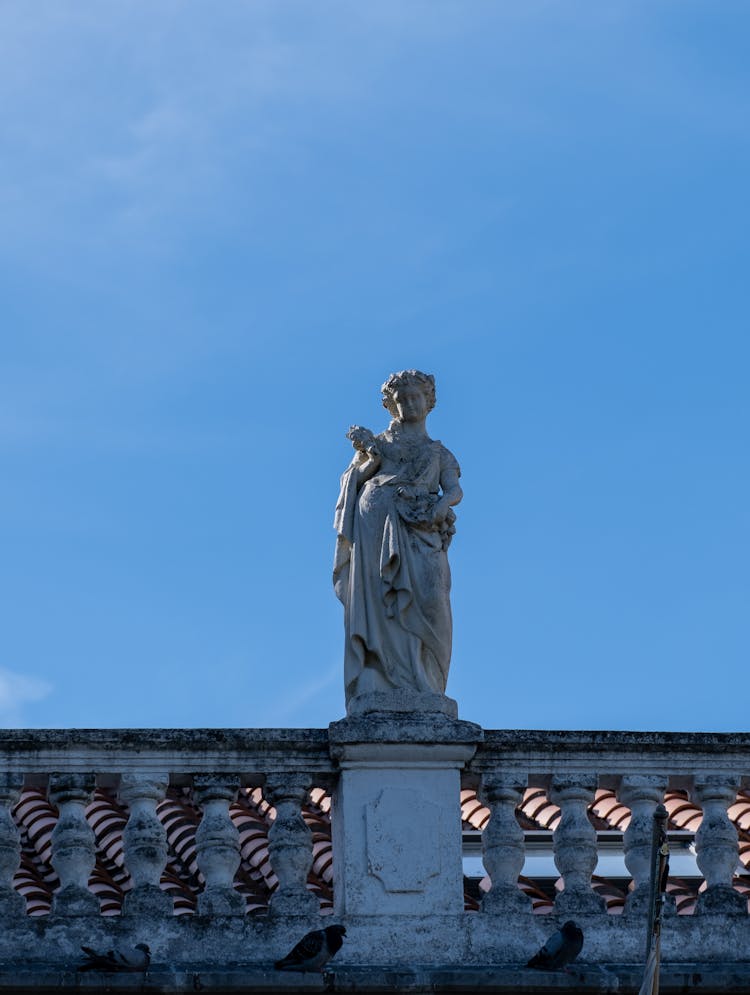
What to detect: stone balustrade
<box><xmin>468</xmin><ymin>730</ymin><xmax>750</xmax><ymax>920</ymax></box>
<box><xmin>1</xmin><ymin>726</ymin><xmax>750</xmax><ymax>991</ymax></box>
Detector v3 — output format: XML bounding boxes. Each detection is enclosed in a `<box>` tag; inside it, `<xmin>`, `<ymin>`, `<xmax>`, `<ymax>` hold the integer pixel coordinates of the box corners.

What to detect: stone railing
<box><xmin>468</xmin><ymin>731</ymin><xmax>750</xmax><ymax>923</ymax></box>
<box><xmin>1</xmin><ymin>725</ymin><xmax>750</xmax><ymax>992</ymax></box>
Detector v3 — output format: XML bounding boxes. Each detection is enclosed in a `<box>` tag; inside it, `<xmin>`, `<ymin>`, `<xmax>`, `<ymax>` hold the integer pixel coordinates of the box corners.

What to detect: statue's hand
<box><xmin>432</xmin><ymin>497</ymin><xmax>452</xmax><ymax>527</ymax></box>
<box><xmin>347</xmin><ymin>425</ymin><xmax>379</xmax><ymax>457</ymax></box>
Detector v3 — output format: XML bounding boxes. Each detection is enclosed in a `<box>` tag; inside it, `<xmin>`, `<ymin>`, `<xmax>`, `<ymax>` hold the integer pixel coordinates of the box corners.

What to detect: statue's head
<box><xmin>381</xmin><ymin>370</ymin><xmax>436</xmax><ymax>419</ymax></box>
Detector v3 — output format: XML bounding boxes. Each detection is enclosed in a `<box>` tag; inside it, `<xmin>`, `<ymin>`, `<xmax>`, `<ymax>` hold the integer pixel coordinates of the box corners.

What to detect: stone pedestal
<box><xmin>329</xmin><ymin>713</ymin><xmax>482</xmax><ymax>918</ymax></box>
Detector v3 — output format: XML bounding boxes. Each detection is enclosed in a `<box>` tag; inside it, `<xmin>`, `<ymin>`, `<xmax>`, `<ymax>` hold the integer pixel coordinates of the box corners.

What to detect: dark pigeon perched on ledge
<box><xmin>274</xmin><ymin>925</ymin><xmax>347</xmax><ymax>972</ymax></box>
<box><xmin>79</xmin><ymin>943</ymin><xmax>151</xmax><ymax>972</ymax></box>
<box><xmin>527</xmin><ymin>921</ymin><xmax>583</xmax><ymax>970</ymax></box>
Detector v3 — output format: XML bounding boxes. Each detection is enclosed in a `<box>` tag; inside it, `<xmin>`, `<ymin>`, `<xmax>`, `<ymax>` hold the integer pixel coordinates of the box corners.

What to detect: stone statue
<box><xmin>333</xmin><ymin>370</ymin><xmax>463</xmax><ymax>715</ymax></box>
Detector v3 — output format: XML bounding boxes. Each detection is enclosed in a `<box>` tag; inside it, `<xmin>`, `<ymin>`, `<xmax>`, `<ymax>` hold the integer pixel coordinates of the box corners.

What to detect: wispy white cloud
<box><xmin>0</xmin><ymin>6</ymin><xmax>295</xmax><ymax>251</ymax></box>
<box><xmin>0</xmin><ymin>668</ymin><xmax>52</xmax><ymax>727</ymax></box>
<box><xmin>3</xmin><ymin>0</ymin><xmax>741</xmax><ymax>268</ymax></box>
<box><xmin>0</xmin><ymin>3</ymin><xmax>568</xmax><ymax>254</ymax></box>
<box><xmin>266</xmin><ymin>663</ymin><xmax>339</xmax><ymax>724</ymax></box>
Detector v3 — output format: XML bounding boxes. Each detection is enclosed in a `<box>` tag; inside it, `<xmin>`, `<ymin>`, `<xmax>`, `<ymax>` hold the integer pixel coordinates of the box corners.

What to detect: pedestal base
<box><xmin>198</xmin><ymin>886</ymin><xmax>247</xmax><ymax>916</ymax></box>
<box><xmin>696</xmin><ymin>885</ymin><xmax>748</xmax><ymax>916</ymax></box>
<box><xmin>329</xmin><ymin>713</ymin><xmax>482</xmax><ymax>918</ymax></box>
<box><xmin>122</xmin><ymin>883</ymin><xmax>173</xmax><ymax>916</ymax></box>
<box><xmin>347</xmin><ymin>689</ymin><xmax>458</xmax><ymax>719</ymax></box>
<box><xmin>51</xmin><ymin>885</ymin><xmax>99</xmax><ymax>916</ymax></box>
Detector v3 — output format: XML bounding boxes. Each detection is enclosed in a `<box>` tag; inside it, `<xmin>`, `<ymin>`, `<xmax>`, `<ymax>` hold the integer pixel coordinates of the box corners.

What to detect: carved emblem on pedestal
<box><xmin>365</xmin><ymin>788</ymin><xmax>440</xmax><ymax>893</ymax></box>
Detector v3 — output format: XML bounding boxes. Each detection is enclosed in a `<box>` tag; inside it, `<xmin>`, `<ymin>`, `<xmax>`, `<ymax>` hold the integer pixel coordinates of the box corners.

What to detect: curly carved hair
<box><xmin>381</xmin><ymin>369</ymin><xmax>436</xmax><ymax>417</ymax></box>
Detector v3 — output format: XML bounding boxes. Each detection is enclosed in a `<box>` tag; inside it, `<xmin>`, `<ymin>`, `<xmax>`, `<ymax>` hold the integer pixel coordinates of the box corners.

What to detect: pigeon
<box><xmin>274</xmin><ymin>924</ymin><xmax>347</xmax><ymax>972</ymax></box>
<box><xmin>79</xmin><ymin>943</ymin><xmax>151</xmax><ymax>972</ymax></box>
<box><xmin>527</xmin><ymin>921</ymin><xmax>583</xmax><ymax>970</ymax></box>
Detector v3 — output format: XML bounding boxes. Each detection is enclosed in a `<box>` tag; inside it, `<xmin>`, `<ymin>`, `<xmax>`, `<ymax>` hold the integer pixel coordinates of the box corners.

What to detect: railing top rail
<box><xmin>2</xmin><ymin>726</ymin><xmax>750</xmax><ymax>785</ymax></box>
<box><xmin>0</xmin><ymin>727</ymin><xmax>330</xmax><ymax>746</ymax></box>
<box><xmin>471</xmin><ymin>729</ymin><xmax>750</xmax><ymax>786</ymax></box>
<box><xmin>481</xmin><ymin>729</ymin><xmax>750</xmax><ymax>750</ymax></box>
<box><xmin>0</xmin><ymin>728</ymin><xmax>334</xmax><ymax>781</ymax></box>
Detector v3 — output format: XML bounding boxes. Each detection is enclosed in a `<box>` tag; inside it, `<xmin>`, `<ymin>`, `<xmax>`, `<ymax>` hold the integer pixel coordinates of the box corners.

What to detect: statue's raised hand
<box><xmin>346</xmin><ymin>425</ymin><xmax>379</xmax><ymax>457</ymax></box>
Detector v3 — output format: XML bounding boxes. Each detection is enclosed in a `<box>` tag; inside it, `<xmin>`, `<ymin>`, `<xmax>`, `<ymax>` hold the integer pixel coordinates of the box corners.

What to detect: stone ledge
<box><xmin>2</xmin><ymin>965</ymin><xmax>750</xmax><ymax>993</ymax></box>
<box><xmin>3</xmin><ymin>913</ymin><xmax>750</xmax><ymax>971</ymax></box>
<box><xmin>471</xmin><ymin>730</ymin><xmax>750</xmax><ymax>785</ymax></box>
<box><xmin>0</xmin><ymin>729</ymin><xmax>335</xmax><ymax>783</ymax></box>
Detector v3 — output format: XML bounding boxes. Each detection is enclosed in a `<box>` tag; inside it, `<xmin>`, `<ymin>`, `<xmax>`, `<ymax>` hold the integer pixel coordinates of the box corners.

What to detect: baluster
<box><xmin>479</xmin><ymin>773</ymin><xmax>530</xmax><ymax>913</ymax></box>
<box><xmin>194</xmin><ymin>775</ymin><xmax>245</xmax><ymax>915</ymax></box>
<box><xmin>48</xmin><ymin>773</ymin><xmax>99</xmax><ymax>915</ymax></box>
<box><xmin>691</xmin><ymin>775</ymin><xmax>747</xmax><ymax>915</ymax></box>
<box><xmin>265</xmin><ymin>773</ymin><xmax>318</xmax><ymax>916</ymax></box>
<box><xmin>118</xmin><ymin>773</ymin><xmax>172</xmax><ymax>915</ymax></box>
<box><xmin>550</xmin><ymin>774</ymin><xmax>606</xmax><ymax>914</ymax></box>
<box><xmin>618</xmin><ymin>775</ymin><xmax>673</xmax><ymax>915</ymax></box>
<box><xmin>0</xmin><ymin>773</ymin><xmax>24</xmax><ymax>915</ymax></box>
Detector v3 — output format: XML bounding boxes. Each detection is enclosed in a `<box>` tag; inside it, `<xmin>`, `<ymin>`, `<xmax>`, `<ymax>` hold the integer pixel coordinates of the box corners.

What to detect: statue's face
<box><xmin>391</xmin><ymin>385</ymin><xmax>430</xmax><ymax>423</ymax></box>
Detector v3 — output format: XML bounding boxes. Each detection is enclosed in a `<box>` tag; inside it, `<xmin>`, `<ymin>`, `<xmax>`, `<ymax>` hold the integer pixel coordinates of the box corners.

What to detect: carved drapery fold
<box><xmin>48</xmin><ymin>773</ymin><xmax>99</xmax><ymax>915</ymax></box>
<box><xmin>550</xmin><ymin>774</ymin><xmax>606</xmax><ymax>915</ymax></box>
<box><xmin>265</xmin><ymin>773</ymin><xmax>318</xmax><ymax>916</ymax></box>
<box><xmin>194</xmin><ymin>775</ymin><xmax>244</xmax><ymax>915</ymax></box>
<box><xmin>0</xmin><ymin>773</ymin><xmax>24</xmax><ymax>915</ymax></box>
<box><xmin>618</xmin><ymin>774</ymin><xmax>673</xmax><ymax>915</ymax></box>
<box><xmin>691</xmin><ymin>775</ymin><xmax>747</xmax><ymax>916</ymax></box>
<box><xmin>118</xmin><ymin>773</ymin><xmax>172</xmax><ymax>915</ymax></box>
<box><xmin>478</xmin><ymin>774</ymin><xmax>531</xmax><ymax>913</ymax></box>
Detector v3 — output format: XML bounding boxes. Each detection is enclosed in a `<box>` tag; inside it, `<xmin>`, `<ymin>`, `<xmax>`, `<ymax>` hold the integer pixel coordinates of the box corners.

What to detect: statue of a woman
<box><xmin>333</xmin><ymin>371</ymin><xmax>463</xmax><ymax>714</ymax></box>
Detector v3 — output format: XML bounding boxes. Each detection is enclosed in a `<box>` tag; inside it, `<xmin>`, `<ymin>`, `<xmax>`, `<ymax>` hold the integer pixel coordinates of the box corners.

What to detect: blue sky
<box><xmin>1</xmin><ymin>1</ymin><xmax>748</xmax><ymax>732</ymax></box>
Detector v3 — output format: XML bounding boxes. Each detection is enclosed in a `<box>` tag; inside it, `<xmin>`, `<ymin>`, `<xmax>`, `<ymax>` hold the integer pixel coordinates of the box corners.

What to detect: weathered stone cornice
<box><xmin>470</xmin><ymin>730</ymin><xmax>750</xmax><ymax>789</ymax></box>
<box><xmin>0</xmin><ymin>729</ymin><xmax>334</xmax><ymax>786</ymax></box>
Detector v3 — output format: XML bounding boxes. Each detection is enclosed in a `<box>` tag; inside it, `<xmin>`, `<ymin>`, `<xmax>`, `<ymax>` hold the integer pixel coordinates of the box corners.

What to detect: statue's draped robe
<box><xmin>334</xmin><ymin>432</ymin><xmax>460</xmax><ymax>701</ymax></box>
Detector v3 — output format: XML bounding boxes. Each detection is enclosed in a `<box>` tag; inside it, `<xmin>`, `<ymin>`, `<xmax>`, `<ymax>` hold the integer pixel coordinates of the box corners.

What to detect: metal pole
<box><xmin>651</xmin><ymin>809</ymin><xmax>670</xmax><ymax>995</ymax></box>
<box><xmin>643</xmin><ymin>805</ymin><xmax>669</xmax><ymax>995</ymax></box>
